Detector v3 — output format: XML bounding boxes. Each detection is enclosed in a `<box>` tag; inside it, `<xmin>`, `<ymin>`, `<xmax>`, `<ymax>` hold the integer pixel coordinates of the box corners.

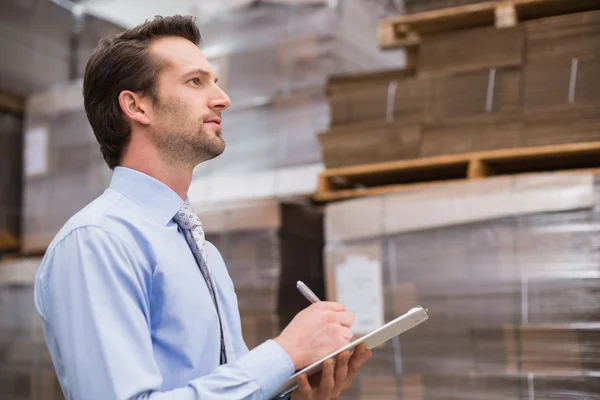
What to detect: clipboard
<box><xmin>274</xmin><ymin>305</ymin><xmax>429</xmax><ymax>398</ymax></box>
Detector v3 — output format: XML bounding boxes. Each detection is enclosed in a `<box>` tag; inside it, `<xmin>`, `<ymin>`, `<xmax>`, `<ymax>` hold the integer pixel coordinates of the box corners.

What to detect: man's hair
<box><xmin>83</xmin><ymin>15</ymin><xmax>201</xmax><ymax>169</ymax></box>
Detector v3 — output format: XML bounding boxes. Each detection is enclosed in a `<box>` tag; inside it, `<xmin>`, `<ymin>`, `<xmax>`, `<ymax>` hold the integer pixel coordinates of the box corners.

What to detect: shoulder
<box><xmin>38</xmin><ymin>190</ymin><xmax>150</xmax><ymax>284</ymax></box>
<box><xmin>46</xmin><ymin>188</ymin><xmax>149</xmax><ymax>258</ymax></box>
<box><xmin>47</xmin><ymin>189</ymin><xmax>123</xmax><ymax>248</ymax></box>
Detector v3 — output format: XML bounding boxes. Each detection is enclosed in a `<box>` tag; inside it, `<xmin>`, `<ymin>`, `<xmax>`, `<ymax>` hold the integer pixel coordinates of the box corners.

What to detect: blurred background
<box><xmin>1</xmin><ymin>0</ymin><xmax>600</xmax><ymax>398</ymax></box>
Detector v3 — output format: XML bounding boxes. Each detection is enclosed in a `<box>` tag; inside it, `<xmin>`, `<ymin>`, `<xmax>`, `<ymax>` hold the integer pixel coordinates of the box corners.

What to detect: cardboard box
<box><xmin>324</xmin><ymin>173</ymin><xmax>599</xmax><ymax>398</ymax></box>
<box><xmin>21</xmin><ymin>81</ymin><xmax>111</xmax><ymax>255</ymax></box>
<box><xmin>0</xmin><ymin>109</ymin><xmax>23</xmax><ymax>249</ymax></box>
<box><xmin>525</xmin><ymin>9</ymin><xmax>600</xmax><ymax>62</ymax></box>
<box><xmin>204</xmin><ymin>200</ymin><xmax>325</xmax><ymax>347</ymax></box>
<box><xmin>318</xmin><ymin>122</ymin><xmax>422</xmax><ymax>168</ymax></box>
<box><xmin>327</xmin><ymin>75</ymin><xmax>428</xmax><ymax>128</ymax></box>
<box><xmin>418</xmin><ymin>26</ymin><xmax>524</xmax><ymax>77</ymax></box>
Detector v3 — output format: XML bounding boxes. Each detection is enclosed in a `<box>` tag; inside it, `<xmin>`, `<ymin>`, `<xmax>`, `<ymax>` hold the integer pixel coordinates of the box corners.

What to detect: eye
<box><xmin>188</xmin><ymin>77</ymin><xmax>202</xmax><ymax>86</ymax></box>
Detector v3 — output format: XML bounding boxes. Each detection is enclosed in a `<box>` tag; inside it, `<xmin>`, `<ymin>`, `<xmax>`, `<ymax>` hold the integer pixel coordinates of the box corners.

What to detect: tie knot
<box><xmin>173</xmin><ymin>203</ymin><xmax>202</xmax><ymax>230</ymax></box>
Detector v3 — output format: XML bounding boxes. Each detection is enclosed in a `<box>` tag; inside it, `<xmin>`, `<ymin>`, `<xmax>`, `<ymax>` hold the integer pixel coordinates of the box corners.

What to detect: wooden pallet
<box><xmin>378</xmin><ymin>0</ymin><xmax>600</xmax><ymax>49</ymax></box>
<box><xmin>0</xmin><ymin>230</ymin><xmax>19</xmax><ymax>252</ymax></box>
<box><xmin>0</xmin><ymin>91</ymin><xmax>24</xmax><ymax>114</ymax></box>
<box><xmin>313</xmin><ymin>141</ymin><xmax>600</xmax><ymax>202</ymax></box>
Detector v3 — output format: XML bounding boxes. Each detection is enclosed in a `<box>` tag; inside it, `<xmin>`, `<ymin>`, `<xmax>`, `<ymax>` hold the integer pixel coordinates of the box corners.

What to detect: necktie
<box><xmin>173</xmin><ymin>203</ymin><xmax>227</xmax><ymax>364</ymax></box>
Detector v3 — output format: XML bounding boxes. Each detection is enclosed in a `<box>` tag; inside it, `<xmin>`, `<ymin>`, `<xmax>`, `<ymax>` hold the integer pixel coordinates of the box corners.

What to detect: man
<box><xmin>33</xmin><ymin>15</ymin><xmax>371</xmax><ymax>400</ymax></box>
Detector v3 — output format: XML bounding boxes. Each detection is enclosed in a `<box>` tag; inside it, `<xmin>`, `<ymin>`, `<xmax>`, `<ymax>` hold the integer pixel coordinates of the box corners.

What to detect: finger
<box><xmin>339</xmin><ymin>326</ymin><xmax>353</xmax><ymax>342</ymax></box>
<box><xmin>356</xmin><ymin>343</ymin><xmax>372</xmax><ymax>363</ymax></box>
<box><xmin>338</xmin><ymin>347</ymin><xmax>363</xmax><ymax>393</ymax></box>
<box><xmin>336</xmin><ymin>311</ymin><xmax>355</xmax><ymax>327</ymax></box>
<box><xmin>353</xmin><ymin>343</ymin><xmax>368</xmax><ymax>360</ymax></box>
<box><xmin>318</xmin><ymin>359</ymin><xmax>335</xmax><ymax>398</ymax></box>
<box><xmin>347</xmin><ymin>344</ymin><xmax>370</xmax><ymax>377</ymax></box>
<box><xmin>297</xmin><ymin>374</ymin><xmax>312</xmax><ymax>395</ymax></box>
<box><xmin>318</xmin><ymin>301</ymin><xmax>346</xmax><ymax>312</ymax></box>
<box><xmin>355</xmin><ymin>342</ymin><xmax>367</xmax><ymax>354</ymax></box>
<box><xmin>335</xmin><ymin>351</ymin><xmax>350</xmax><ymax>381</ymax></box>
<box><xmin>332</xmin><ymin>351</ymin><xmax>350</xmax><ymax>397</ymax></box>
<box><xmin>360</xmin><ymin>348</ymin><xmax>373</xmax><ymax>364</ymax></box>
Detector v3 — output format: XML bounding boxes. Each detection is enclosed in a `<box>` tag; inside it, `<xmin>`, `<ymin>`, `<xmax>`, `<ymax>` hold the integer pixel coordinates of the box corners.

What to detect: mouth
<box><xmin>204</xmin><ymin>117</ymin><xmax>222</xmax><ymax>129</ymax></box>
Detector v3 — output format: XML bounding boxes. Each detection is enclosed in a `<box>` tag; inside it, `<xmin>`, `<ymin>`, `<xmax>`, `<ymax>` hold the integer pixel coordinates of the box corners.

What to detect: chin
<box><xmin>208</xmin><ymin>138</ymin><xmax>226</xmax><ymax>157</ymax></box>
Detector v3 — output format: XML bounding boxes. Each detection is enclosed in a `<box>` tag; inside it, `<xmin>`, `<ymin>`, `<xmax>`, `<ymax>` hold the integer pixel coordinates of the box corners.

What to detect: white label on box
<box><xmin>25</xmin><ymin>126</ymin><xmax>48</xmax><ymax>177</ymax></box>
<box><xmin>335</xmin><ymin>254</ymin><xmax>385</xmax><ymax>335</ymax></box>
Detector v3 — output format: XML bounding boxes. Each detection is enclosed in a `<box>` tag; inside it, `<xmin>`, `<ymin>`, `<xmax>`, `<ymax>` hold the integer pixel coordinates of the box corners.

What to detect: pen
<box><xmin>296</xmin><ymin>280</ymin><xmax>321</xmax><ymax>303</ymax></box>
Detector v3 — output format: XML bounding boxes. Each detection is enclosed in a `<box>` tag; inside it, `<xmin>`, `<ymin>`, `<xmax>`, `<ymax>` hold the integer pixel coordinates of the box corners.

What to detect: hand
<box><xmin>275</xmin><ymin>302</ymin><xmax>355</xmax><ymax>370</ymax></box>
<box><xmin>291</xmin><ymin>343</ymin><xmax>372</xmax><ymax>400</ymax></box>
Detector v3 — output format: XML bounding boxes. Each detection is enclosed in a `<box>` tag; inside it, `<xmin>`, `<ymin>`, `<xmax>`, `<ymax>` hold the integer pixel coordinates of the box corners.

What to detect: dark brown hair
<box><xmin>83</xmin><ymin>15</ymin><xmax>201</xmax><ymax>169</ymax></box>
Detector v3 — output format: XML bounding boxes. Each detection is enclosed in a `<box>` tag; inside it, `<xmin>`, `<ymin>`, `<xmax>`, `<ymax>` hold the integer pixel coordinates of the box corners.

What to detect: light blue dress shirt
<box><xmin>34</xmin><ymin>166</ymin><xmax>295</xmax><ymax>399</ymax></box>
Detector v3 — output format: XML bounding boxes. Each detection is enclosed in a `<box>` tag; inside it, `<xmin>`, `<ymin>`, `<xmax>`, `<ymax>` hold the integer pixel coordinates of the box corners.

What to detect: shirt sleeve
<box><xmin>35</xmin><ymin>226</ymin><xmax>294</xmax><ymax>400</ymax></box>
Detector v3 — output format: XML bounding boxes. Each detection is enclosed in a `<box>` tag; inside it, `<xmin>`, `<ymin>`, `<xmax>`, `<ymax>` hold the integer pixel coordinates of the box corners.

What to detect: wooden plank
<box><xmin>314</xmin><ymin>177</ymin><xmax>468</xmax><ymax>202</ymax></box>
<box><xmin>495</xmin><ymin>2</ymin><xmax>518</xmax><ymax>27</ymax></box>
<box><xmin>467</xmin><ymin>159</ymin><xmax>491</xmax><ymax>178</ymax></box>
<box><xmin>0</xmin><ymin>91</ymin><xmax>25</xmax><ymax>114</ymax></box>
<box><xmin>482</xmin><ymin>140</ymin><xmax>600</xmax><ymax>160</ymax></box>
<box><xmin>323</xmin><ymin>141</ymin><xmax>600</xmax><ymax>178</ymax></box>
<box><xmin>386</xmin><ymin>1</ymin><xmax>496</xmax><ymax>32</ymax></box>
<box><xmin>0</xmin><ymin>230</ymin><xmax>19</xmax><ymax>251</ymax></box>
<box><xmin>314</xmin><ymin>167</ymin><xmax>600</xmax><ymax>203</ymax></box>
<box><xmin>314</xmin><ymin>142</ymin><xmax>600</xmax><ymax>202</ymax></box>
<box><xmin>321</xmin><ymin>152</ymin><xmax>472</xmax><ymax>179</ymax></box>
<box><xmin>379</xmin><ymin>0</ymin><xmax>600</xmax><ymax>49</ymax></box>
<box><xmin>377</xmin><ymin>20</ymin><xmax>401</xmax><ymax>49</ymax></box>
<box><xmin>516</xmin><ymin>0</ymin><xmax>600</xmax><ymax>20</ymax></box>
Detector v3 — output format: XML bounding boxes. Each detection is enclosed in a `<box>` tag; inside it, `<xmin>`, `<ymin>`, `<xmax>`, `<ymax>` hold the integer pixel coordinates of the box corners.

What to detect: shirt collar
<box><xmin>108</xmin><ymin>166</ymin><xmax>187</xmax><ymax>226</ymax></box>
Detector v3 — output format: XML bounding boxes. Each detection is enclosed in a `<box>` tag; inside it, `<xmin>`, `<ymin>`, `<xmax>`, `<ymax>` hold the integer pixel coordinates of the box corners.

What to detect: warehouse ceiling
<box><xmin>78</xmin><ymin>0</ymin><xmax>337</xmax><ymax>28</ymax></box>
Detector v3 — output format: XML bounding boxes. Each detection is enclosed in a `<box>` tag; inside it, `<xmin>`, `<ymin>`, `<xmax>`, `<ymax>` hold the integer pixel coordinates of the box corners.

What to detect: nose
<box><xmin>208</xmin><ymin>85</ymin><xmax>231</xmax><ymax>112</ymax></box>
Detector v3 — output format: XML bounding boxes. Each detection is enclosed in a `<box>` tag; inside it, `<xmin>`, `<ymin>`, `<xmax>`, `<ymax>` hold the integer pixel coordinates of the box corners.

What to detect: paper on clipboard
<box><xmin>273</xmin><ymin>306</ymin><xmax>429</xmax><ymax>398</ymax></box>
<box><xmin>335</xmin><ymin>254</ymin><xmax>385</xmax><ymax>335</ymax></box>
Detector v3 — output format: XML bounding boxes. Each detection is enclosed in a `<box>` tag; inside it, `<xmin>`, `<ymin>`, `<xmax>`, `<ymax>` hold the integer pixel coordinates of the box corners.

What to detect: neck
<box><xmin>120</xmin><ymin>144</ymin><xmax>193</xmax><ymax>201</ymax></box>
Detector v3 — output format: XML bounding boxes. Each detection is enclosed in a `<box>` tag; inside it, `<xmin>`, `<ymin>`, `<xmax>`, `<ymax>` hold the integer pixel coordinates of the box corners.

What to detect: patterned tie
<box><xmin>173</xmin><ymin>203</ymin><xmax>227</xmax><ymax>364</ymax></box>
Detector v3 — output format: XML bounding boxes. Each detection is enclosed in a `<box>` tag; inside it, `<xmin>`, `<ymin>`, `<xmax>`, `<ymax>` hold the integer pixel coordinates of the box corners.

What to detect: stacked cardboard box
<box><xmin>344</xmin><ymin>374</ymin><xmax>600</xmax><ymax>400</ymax></box>
<box><xmin>524</xmin><ymin>10</ymin><xmax>600</xmax><ymax>111</ymax></box>
<box><xmin>320</xmin><ymin>23</ymin><xmax>526</xmax><ymax>168</ymax></box>
<box><xmin>319</xmin><ymin>69</ymin><xmax>429</xmax><ymax>168</ymax></box>
<box><xmin>319</xmin><ymin>121</ymin><xmax>424</xmax><ymax>168</ymax></box>
<box><xmin>521</xmin><ymin>10</ymin><xmax>600</xmax><ymax>149</ymax></box>
<box><xmin>326</xmin><ymin>69</ymin><xmax>423</xmax><ymax>127</ymax></box>
<box><xmin>324</xmin><ymin>172</ymin><xmax>600</xmax><ymax>399</ymax></box>
<box><xmin>418</xmin><ymin>26</ymin><xmax>525</xmax><ymax>77</ymax></box>
<box><xmin>21</xmin><ymin>81</ymin><xmax>111</xmax><ymax>255</ymax></box>
<box><xmin>202</xmin><ymin>200</ymin><xmax>324</xmax><ymax>349</ymax></box>
<box><xmin>0</xmin><ymin>257</ymin><xmax>62</xmax><ymax>400</ymax></box>
<box><xmin>319</xmin><ymin>10</ymin><xmax>600</xmax><ymax>169</ymax></box>
<box><xmin>525</xmin><ymin>9</ymin><xmax>600</xmax><ymax>62</ymax></box>
<box><xmin>0</xmin><ymin>108</ymin><xmax>23</xmax><ymax>251</ymax></box>
<box><xmin>0</xmin><ymin>0</ymin><xmax>123</xmax><ymax>99</ymax></box>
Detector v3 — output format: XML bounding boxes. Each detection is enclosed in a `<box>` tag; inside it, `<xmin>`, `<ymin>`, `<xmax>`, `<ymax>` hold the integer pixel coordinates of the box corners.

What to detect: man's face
<box><xmin>146</xmin><ymin>36</ymin><xmax>231</xmax><ymax>166</ymax></box>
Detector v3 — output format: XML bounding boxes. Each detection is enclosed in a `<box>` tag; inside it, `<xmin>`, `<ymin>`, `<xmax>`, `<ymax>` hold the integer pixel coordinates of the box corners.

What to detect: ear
<box><xmin>118</xmin><ymin>90</ymin><xmax>151</xmax><ymax>126</ymax></box>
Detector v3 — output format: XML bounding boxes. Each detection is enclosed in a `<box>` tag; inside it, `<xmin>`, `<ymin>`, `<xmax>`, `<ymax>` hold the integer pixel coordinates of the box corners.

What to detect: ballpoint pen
<box><xmin>296</xmin><ymin>280</ymin><xmax>321</xmax><ymax>303</ymax></box>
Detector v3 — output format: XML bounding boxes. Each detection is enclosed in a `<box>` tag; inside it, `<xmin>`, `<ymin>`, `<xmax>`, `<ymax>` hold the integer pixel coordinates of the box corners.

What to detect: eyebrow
<box><xmin>185</xmin><ymin>68</ymin><xmax>218</xmax><ymax>83</ymax></box>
